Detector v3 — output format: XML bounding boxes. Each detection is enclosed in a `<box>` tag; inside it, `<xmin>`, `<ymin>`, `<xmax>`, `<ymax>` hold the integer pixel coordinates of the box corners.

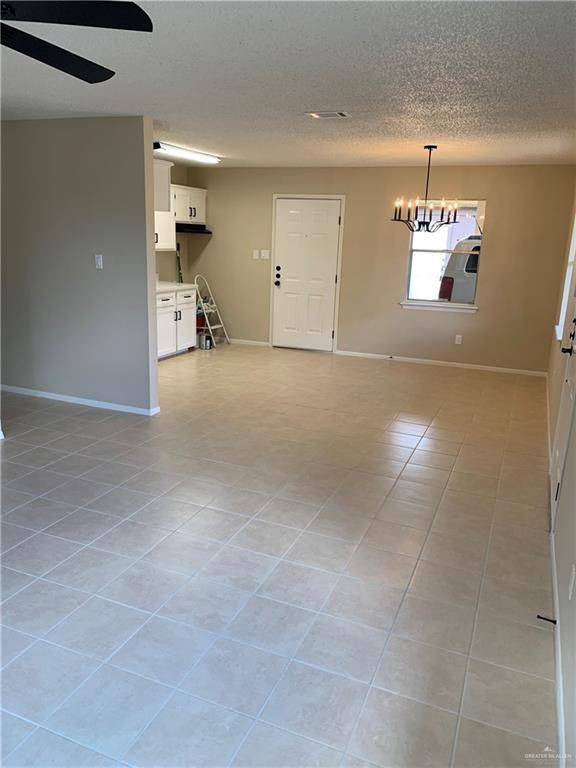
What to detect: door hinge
<box><xmin>331</xmin><ymin>330</ymin><xmax>334</xmax><ymax>339</ymax></box>
<box><xmin>555</xmin><ymin>482</ymin><xmax>560</xmax><ymax>502</ymax></box>
<box><xmin>338</xmin><ymin>215</ymin><xmax>341</xmax><ymax>225</ymax></box>
<box><xmin>335</xmin><ymin>274</ymin><xmax>338</xmax><ymax>284</ymax></box>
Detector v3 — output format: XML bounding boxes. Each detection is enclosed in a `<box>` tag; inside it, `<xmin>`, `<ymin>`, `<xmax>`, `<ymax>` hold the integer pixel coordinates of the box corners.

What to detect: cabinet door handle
<box><xmin>174</xmin><ymin>311</ymin><xmax>178</xmax><ymax>321</ymax></box>
<box><xmin>178</xmin><ymin>310</ymin><xmax>182</xmax><ymax>320</ymax></box>
<box><xmin>155</xmin><ymin>233</ymin><xmax>158</xmax><ymax>243</ymax></box>
<box><xmin>189</xmin><ymin>207</ymin><xmax>196</xmax><ymax>218</ymax></box>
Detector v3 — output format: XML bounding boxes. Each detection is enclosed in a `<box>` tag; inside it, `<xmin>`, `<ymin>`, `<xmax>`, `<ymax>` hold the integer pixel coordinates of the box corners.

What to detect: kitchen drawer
<box><xmin>177</xmin><ymin>289</ymin><xmax>196</xmax><ymax>305</ymax></box>
<box><xmin>156</xmin><ymin>292</ymin><xmax>176</xmax><ymax>308</ymax></box>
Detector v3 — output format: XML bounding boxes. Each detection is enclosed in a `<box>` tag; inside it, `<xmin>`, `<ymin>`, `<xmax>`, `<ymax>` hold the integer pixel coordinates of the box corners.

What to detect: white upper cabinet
<box><xmin>172</xmin><ymin>185</ymin><xmax>191</xmax><ymax>222</ymax></box>
<box><xmin>171</xmin><ymin>184</ymin><xmax>207</xmax><ymax>225</ymax></box>
<box><xmin>153</xmin><ymin>159</ymin><xmax>173</xmax><ymax>212</ymax></box>
<box><xmin>154</xmin><ymin>196</ymin><xmax>176</xmax><ymax>251</ymax></box>
<box><xmin>188</xmin><ymin>187</ymin><xmax>207</xmax><ymax>225</ymax></box>
<box><xmin>154</xmin><ymin>182</ymin><xmax>208</xmax><ymax>249</ymax></box>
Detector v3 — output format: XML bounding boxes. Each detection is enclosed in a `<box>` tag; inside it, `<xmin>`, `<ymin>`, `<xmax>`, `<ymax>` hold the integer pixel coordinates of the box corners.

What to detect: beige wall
<box><xmin>1</xmin><ymin>117</ymin><xmax>158</xmax><ymax>412</ymax></box>
<box><xmin>171</xmin><ymin>164</ymin><xmax>576</xmax><ymax>371</ymax></box>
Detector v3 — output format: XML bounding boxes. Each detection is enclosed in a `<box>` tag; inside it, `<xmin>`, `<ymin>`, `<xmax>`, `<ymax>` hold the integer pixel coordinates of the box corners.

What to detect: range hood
<box><xmin>176</xmin><ymin>223</ymin><xmax>212</xmax><ymax>235</ymax></box>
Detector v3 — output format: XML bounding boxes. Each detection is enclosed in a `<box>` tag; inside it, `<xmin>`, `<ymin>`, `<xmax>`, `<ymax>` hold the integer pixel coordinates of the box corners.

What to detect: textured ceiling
<box><xmin>2</xmin><ymin>1</ymin><xmax>575</xmax><ymax>166</ymax></box>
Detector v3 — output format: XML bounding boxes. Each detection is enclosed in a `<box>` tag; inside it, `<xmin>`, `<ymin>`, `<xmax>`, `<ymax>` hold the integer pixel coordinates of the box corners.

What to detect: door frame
<box><xmin>269</xmin><ymin>194</ymin><xmax>346</xmax><ymax>351</ymax></box>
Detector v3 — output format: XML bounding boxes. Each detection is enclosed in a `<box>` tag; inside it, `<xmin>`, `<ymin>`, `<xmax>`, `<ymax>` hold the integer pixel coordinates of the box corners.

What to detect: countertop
<box><xmin>156</xmin><ymin>281</ymin><xmax>196</xmax><ymax>292</ymax></box>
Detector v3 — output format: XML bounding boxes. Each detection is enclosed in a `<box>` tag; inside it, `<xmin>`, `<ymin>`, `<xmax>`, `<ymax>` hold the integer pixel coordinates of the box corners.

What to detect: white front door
<box><xmin>272</xmin><ymin>198</ymin><xmax>341</xmax><ymax>351</ymax></box>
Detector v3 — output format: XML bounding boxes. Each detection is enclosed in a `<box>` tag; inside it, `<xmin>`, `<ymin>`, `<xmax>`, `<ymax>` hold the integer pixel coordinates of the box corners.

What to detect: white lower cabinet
<box><xmin>156</xmin><ymin>288</ymin><xmax>197</xmax><ymax>358</ymax></box>
<box><xmin>177</xmin><ymin>304</ymin><xmax>197</xmax><ymax>351</ymax></box>
<box><xmin>157</xmin><ymin>304</ymin><xmax>177</xmax><ymax>357</ymax></box>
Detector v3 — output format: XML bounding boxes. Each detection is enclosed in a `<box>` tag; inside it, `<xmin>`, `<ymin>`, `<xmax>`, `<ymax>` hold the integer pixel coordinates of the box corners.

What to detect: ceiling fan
<box><xmin>1</xmin><ymin>1</ymin><xmax>152</xmax><ymax>83</ymax></box>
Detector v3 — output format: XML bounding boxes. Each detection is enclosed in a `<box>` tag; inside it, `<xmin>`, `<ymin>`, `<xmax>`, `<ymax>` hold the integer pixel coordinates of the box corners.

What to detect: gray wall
<box><xmin>1</xmin><ymin>117</ymin><xmax>158</xmax><ymax>412</ymax></box>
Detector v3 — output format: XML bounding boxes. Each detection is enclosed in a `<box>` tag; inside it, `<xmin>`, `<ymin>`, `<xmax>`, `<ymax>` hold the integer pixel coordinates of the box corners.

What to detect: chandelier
<box><xmin>393</xmin><ymin>145</ymin><xmax>458</xmax><ymax>233</ymax></box>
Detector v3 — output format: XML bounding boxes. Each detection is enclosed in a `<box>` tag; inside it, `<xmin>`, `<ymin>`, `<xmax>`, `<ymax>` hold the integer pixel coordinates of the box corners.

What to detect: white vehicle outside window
<box><xmin>406</xmin><ymin>200</ymin><xmax>486</xmax><ymax>306</ymax></box>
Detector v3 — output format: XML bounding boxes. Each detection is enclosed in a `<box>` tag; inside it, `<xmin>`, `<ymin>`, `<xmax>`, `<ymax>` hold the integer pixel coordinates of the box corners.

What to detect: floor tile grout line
<box><xmin>336</xmin><ymin>473</ymin><xmax>458</xmax><ymax>763</ymax></box>
<box><xmin>449</xmin><ymin>455</ymin><xmax>504</xmax><ymax>768</ymax></box>
<box><xmin>5</xmin><ymin>531</ymin><xmax>235</xmax><ymax>766</ymax></box>
<box><xmin>223</xmin><ymin>546</ymin><xmax>351</xmax><ymax>767</ymax></box>
<box><xmin>100</xmin><ymin>514</ymin><xmax>279</xmax><ymax>763</ymax></box>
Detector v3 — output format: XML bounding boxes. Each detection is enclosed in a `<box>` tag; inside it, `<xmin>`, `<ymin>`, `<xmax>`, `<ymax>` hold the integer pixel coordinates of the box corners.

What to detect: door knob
<box><xmin>274</xmin><ymin>280</ymin><xmax>281</xmax><ymax>287</ymax></box>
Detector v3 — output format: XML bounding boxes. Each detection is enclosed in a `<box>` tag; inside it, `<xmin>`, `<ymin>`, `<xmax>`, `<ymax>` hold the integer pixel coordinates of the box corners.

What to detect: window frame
<box><xmin>402</xmin><ymin>199</ymin><xmax>484</xmax><ymax>313</ymax></box>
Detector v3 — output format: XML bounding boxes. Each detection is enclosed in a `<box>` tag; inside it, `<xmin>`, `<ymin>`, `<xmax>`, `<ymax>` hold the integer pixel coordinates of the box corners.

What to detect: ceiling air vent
<box><xmin>306</xmin><ymin>111</ymin><xmax>351</xmax><ymax>119</ymax></box>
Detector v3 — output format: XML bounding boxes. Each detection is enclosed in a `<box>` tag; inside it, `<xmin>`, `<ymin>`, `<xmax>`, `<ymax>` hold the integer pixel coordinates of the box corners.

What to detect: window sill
<box><xmin>400</xmin><ymin>301</ymin><xmax>478</xmax><ymax>314</ymax></box>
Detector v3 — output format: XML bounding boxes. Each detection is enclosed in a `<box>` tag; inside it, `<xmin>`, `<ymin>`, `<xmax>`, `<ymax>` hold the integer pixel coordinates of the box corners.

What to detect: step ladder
<box><xmin>194</xmin><ymin>274</ymin><xmax>230</xmax><ymax>346</ymax></box>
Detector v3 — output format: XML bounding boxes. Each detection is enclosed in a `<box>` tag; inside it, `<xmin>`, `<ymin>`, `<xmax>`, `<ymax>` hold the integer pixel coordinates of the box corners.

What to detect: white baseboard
<box><xmin>229</xmin><ymin>339</ymin><xmax>271</xmax><ymax>347</ymax></box>
<box><xmin>334</xmin><ymin>349</ymin><xmax>546</xmax><ymax>377</ymax></box>
<box><xmin>1</xmin><ymin>385</ymin><xmax>160</xmax><ymax>416</ymax></box>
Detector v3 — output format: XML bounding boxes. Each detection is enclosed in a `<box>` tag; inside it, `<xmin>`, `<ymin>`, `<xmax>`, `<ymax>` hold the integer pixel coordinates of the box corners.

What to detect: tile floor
<box><xmin>1</xmin><ymin>346</ymin><xmax>556</xmax><ymax>767</ymax></box>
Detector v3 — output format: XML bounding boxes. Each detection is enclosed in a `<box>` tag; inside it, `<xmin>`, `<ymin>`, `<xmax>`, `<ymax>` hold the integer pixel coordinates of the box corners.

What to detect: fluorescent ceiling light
<box><xmin>153</xmin><ymin>141</ymin><xmax>220</xmax><ymax>165</ymax></box>
<box><xmin>305</xmin><ymin>111</ymin><xmax>351</xmax><ymax>119</ymax></box>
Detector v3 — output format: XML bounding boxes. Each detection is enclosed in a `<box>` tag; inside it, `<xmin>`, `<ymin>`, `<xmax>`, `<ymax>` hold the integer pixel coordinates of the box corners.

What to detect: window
<box><xmin>405</xmin><ymin>200</ymin><xmax>485</xmax><ymax>309</ymax></box>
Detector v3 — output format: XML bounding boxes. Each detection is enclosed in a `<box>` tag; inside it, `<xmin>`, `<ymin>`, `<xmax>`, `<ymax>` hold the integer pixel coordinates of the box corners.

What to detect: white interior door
<box><xmin>272</xmin><ymin>198</ymin><xmax>341</xmax><ymax>351</ymax></box>
<box><xmin>550</xmin><ymin>267</ymin><xmax>576</xmax><ymax>529</ymax></box>
<box><xmin>553</xmin><ymin>407</ymin><xmax>576</xmax><ymax>765</ymax></box>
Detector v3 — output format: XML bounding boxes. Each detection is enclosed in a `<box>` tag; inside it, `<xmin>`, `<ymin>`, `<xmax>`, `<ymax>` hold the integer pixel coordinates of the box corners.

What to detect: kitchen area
<box><xmin>153</xmin><ymin>154</ymin><xmax>221</xmax><ymax>357</ymax></box>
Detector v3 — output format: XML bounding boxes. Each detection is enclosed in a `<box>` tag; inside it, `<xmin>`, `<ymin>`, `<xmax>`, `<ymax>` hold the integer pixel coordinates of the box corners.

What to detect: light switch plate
<box><xmin>95</xmin><ymin>254</ymin><xmax>103</xmax><ymax>270</ymax></box>
<box><xmin>252</xmin><ymin>249</ymin><xmax>260</xmax><ymax>260</ymax></box>
<box><xmin>260</xmin><ymin>249</ymin><xmax>270</xmax><ymax>260</ymax></box>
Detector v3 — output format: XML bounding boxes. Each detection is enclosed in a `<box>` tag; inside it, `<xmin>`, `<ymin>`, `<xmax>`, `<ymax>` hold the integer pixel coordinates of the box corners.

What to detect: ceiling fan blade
<box><xmin>1</xmin><ymin>2</ymin><xmax>152</xmax><ymax>32</ymax></box>
<box><xmin>1</xmin><ymin>23</ymin><xmax>115</xmax><ymax>83</ymax></box>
